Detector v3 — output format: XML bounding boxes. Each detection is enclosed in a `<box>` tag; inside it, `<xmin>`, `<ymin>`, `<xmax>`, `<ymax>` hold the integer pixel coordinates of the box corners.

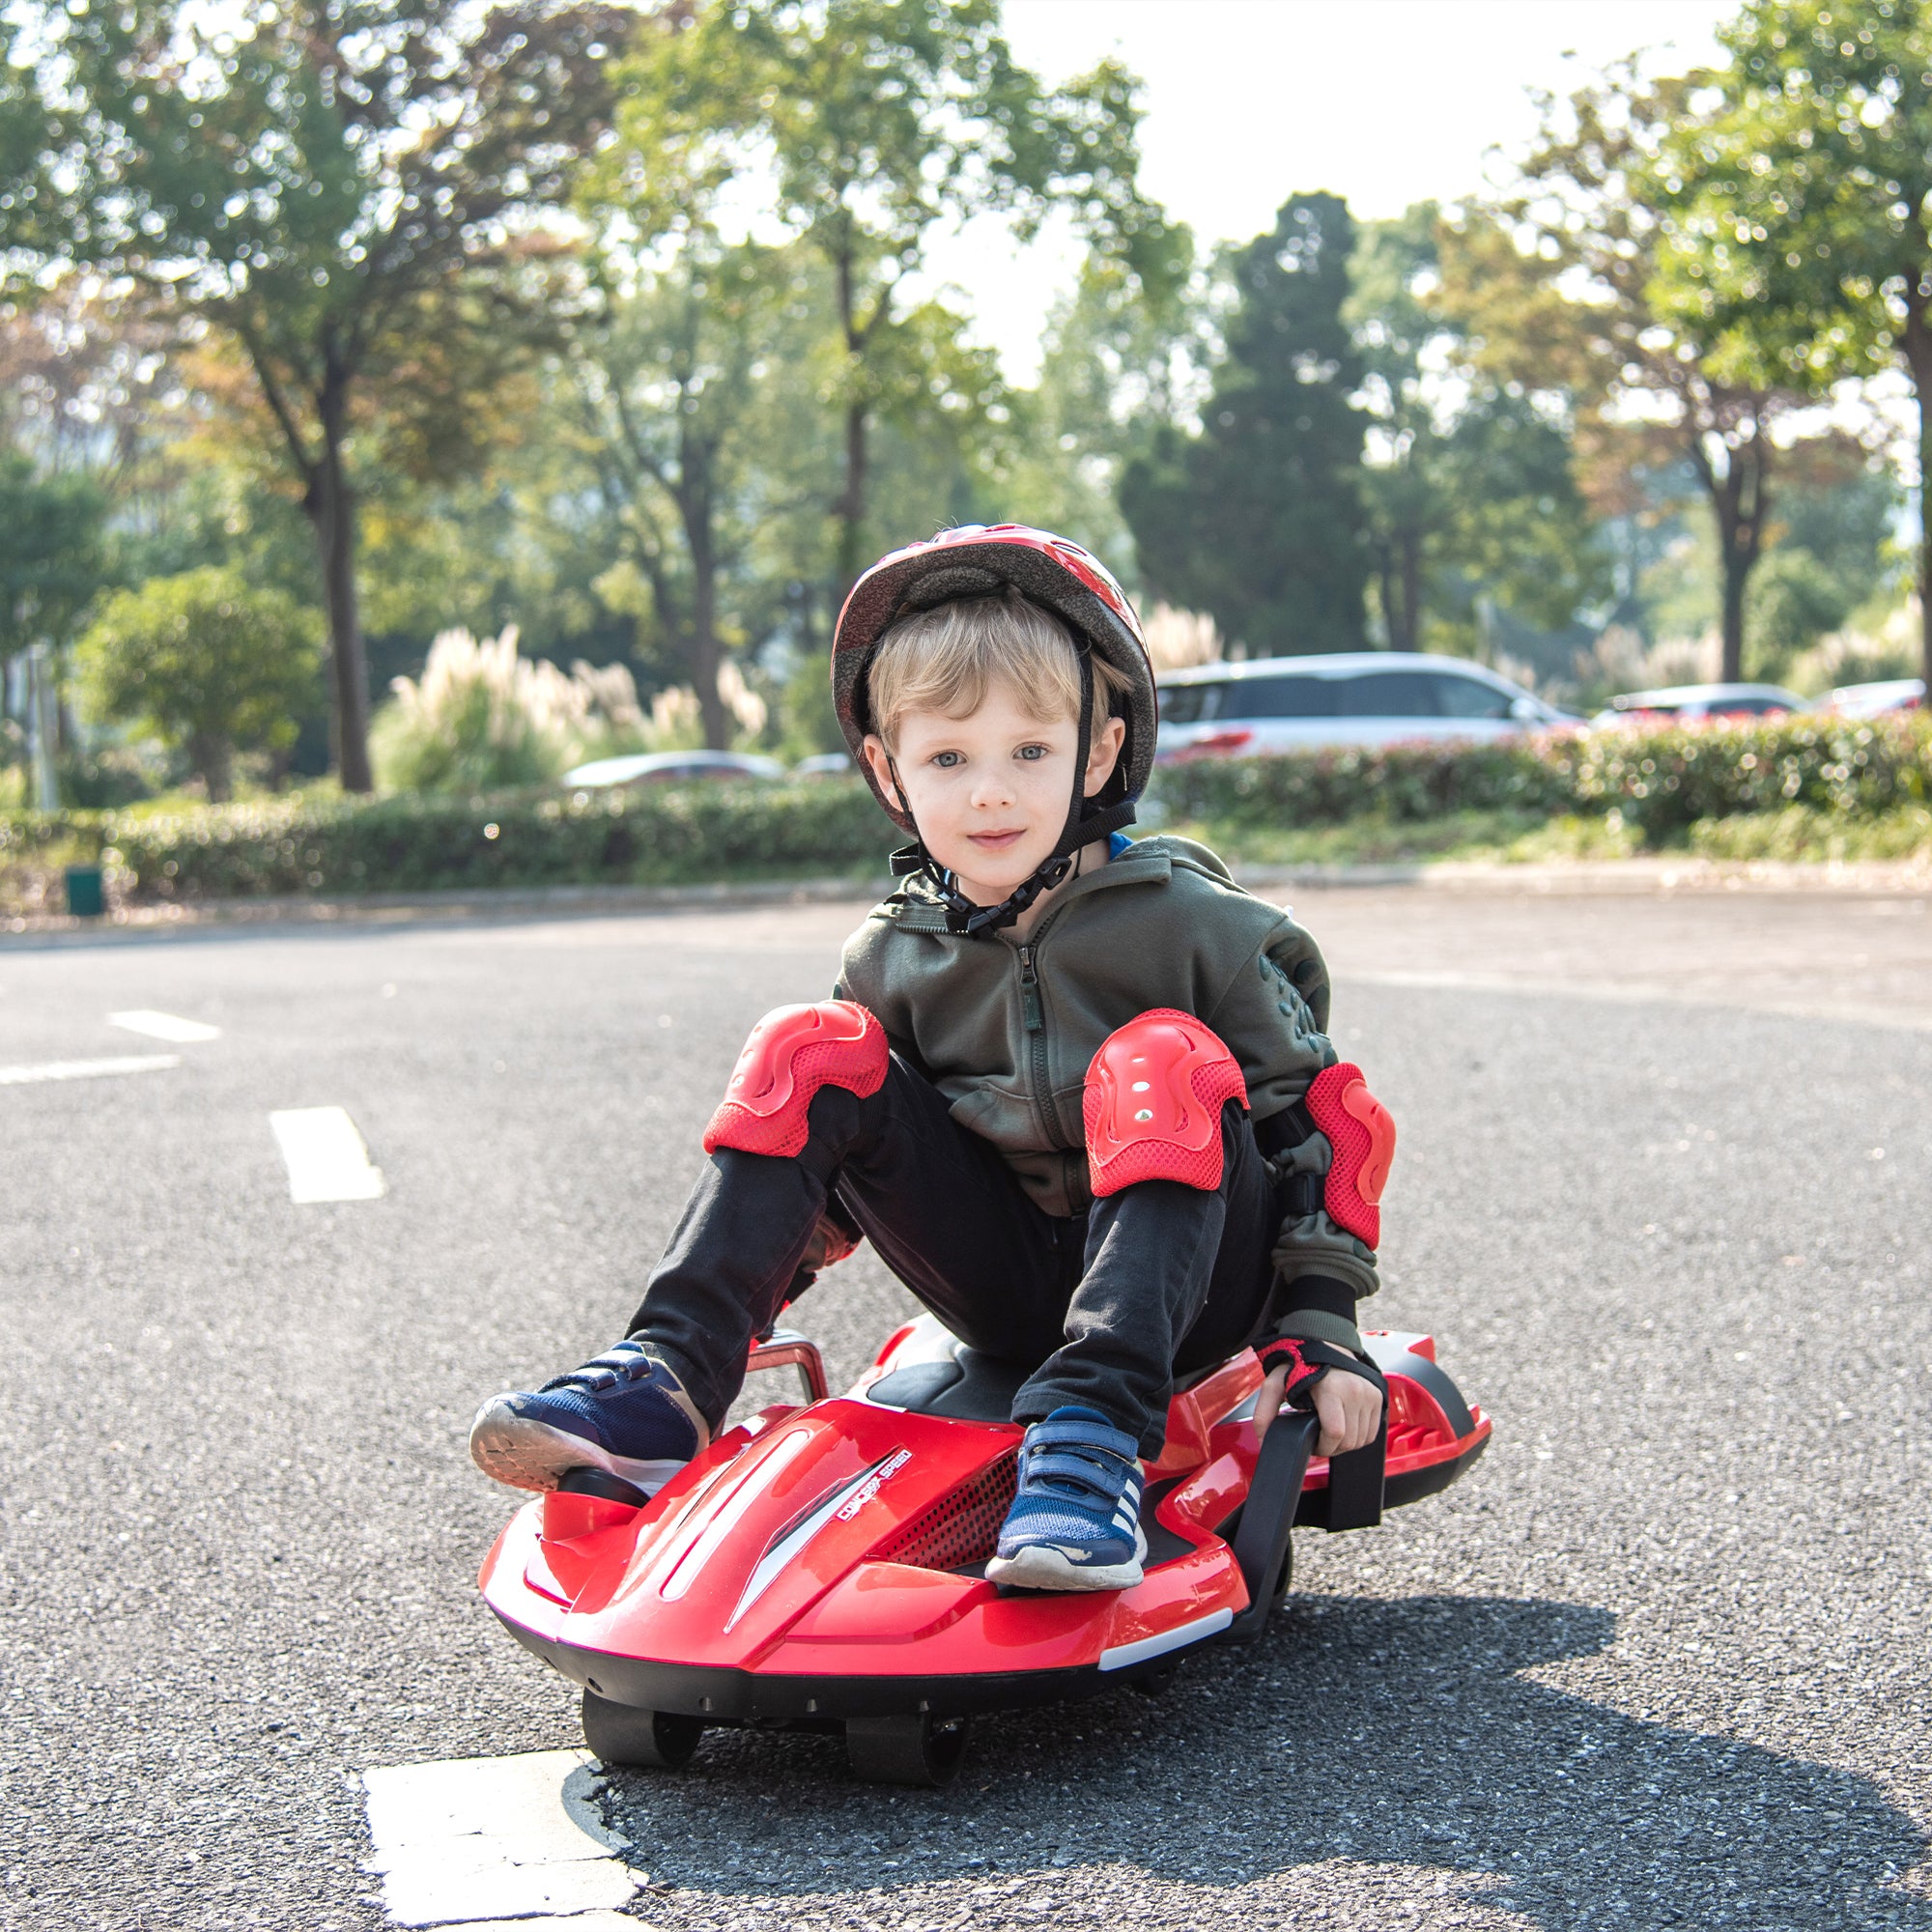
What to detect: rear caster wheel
<box><xmin>1132</xmin><ymin>1663</ymin><xmax>1179</xmax><ymax>1698</ymax></box>
<box><xmin>845</xmin><ymin>1712</ymin><xmax>970</xmax><ymax>1787</ymax></box>
<box><xmin>581</xmin><ymin>1690</ymin><xmax>704</xmax><ymax>1769</ymax></box>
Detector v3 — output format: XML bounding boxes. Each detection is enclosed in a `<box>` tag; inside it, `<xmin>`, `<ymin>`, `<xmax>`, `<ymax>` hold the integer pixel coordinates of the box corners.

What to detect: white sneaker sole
<box><xmin>468</xmin><ymin>1398</ymin><xmax>690</xmax><ymax>1496</ymax></box>
<box><xmin>985</xmin><ymin>1524</ymin><xmax>1148</xmax><ymax>1594</ymax></box>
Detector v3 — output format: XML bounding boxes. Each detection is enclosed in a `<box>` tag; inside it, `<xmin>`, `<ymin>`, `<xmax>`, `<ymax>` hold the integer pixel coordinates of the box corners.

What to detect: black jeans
<box><xmin>627</xmin><ymin>1054</ymin><xmax>1282</xmax><ymax>1455</ymax></box>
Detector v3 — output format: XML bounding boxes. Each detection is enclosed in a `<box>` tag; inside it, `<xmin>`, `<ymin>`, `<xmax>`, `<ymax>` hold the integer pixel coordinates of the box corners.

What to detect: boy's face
<box><xmin>862</xmin><ymin>675</ymin><xmax>1127</xmax><ymax>904</ymax></box>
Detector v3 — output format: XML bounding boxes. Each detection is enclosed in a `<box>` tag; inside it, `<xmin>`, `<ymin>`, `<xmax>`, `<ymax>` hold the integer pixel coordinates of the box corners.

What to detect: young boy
<box><xmin>471</xmin><ymin>524</ymin><xmax>1392</xmax><ymax>1593</ymax></box>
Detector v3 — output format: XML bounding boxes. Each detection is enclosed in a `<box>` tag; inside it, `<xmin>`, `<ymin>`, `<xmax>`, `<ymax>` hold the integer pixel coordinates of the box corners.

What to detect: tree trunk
<box><xmin>836</xmin><ymin>394</ymin><xmax>869</xmax><ymax>600</ymax></box>
<box><xmin>1700</xmin><ymin>422</ymin><xmax>1768</xmax><ymax>686</ymax></box>
<box><xmin>1398</xmin><ymin>529</ymin><xmax>1423</xmax><ymax>653</ymax></box>
<box><xmin>1917</xmin><ymin>349</ymin><xmax>1932</xmax><ymax>690</ymax></box>
<box><xmin>306</xmin><ymin>354</ymin><xmax>373</xmax><ymax>793</ymax></box>
<box><xmin>188</xmin><ymin>731</ymin><xmax>233</xmax><ymax>803</ymax></box>
<box><xmin>831</xmin><ymin>241</ymin><xmax>870</xmax><ymax>601</ymax></box>
<box><xmin>688</xmin><ymin>543</ymin><xmax>728</xmax><ymax>751</ymax></box>
<box><xmin>1718</xmin><ymin>542</ymin><xmax>1748</xmax><ymax>686</ymax></box>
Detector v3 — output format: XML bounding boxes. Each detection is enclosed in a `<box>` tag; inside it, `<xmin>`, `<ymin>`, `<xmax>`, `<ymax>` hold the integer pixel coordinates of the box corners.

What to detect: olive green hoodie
<box><xmin>835</xmin><ymin>835</ymin><xmax>1378</xmax><ymax>1349</ymax></box>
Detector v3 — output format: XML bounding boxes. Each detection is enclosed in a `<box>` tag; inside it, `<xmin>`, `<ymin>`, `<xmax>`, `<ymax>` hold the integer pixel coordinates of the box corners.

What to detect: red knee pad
<box><xmin>702</xmin><ymin>1001</ymin><xmax>889</xmax><ymax>1160</ymax></box>
<box><xmin>1083</xmin><ymin>1009</ymin><xmax>1248</xmax><ymax>1197</ymax></box>
<box><xmin>1303</xmin><ymin>1063</ymin><xmax>1396</xmax><ymax>1248</ymax></box>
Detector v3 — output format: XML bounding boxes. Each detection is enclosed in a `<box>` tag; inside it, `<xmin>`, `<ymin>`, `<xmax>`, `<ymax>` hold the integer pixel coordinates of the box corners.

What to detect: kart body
<box><xmin>480</xmin><ymin>1315</ymin><xmax>1490</xmax><ymax>1782</ymax></box>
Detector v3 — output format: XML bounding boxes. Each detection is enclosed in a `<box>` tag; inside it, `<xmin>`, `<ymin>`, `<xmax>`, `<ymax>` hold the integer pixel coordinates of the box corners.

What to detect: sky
<box><xmin>926</xmin><ymin>0</ymin><xmax>1739</xmax><ymax>382</ymax></box>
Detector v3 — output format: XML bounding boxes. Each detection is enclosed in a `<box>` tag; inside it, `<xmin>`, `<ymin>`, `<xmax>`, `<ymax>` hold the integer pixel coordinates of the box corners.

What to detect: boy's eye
<box><xmin>930</xmin><ymin>750</ymin><xmax>964</xmax><ymax>769</ymax></box>
<box><xmin>1017</xmin><ymin>744</ymin><xmax>1050</xmax><ymax>761</ymax></box>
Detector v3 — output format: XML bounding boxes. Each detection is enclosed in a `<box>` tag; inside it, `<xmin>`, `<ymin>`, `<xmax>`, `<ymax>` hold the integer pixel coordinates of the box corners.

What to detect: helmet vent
<box><xmin>873</xmin><ymin>1451</ymin><xmax>1019</xmax><ymax>1573</ymax></box>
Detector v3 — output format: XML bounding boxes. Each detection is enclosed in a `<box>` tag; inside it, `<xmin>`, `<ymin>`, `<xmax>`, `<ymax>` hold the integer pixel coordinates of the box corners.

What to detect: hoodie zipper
<box><xmin>1014</xmin><ymin>940</ymin><xmax>1063</xmax><ymax>1148</ymax></box>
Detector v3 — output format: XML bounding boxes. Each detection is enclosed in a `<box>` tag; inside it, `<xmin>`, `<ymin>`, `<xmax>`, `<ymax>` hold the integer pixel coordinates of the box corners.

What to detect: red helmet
<box><xmin>831</xmin><ymin>524</ymin><xmax>1157</xmax><ymax>835</ymax></box>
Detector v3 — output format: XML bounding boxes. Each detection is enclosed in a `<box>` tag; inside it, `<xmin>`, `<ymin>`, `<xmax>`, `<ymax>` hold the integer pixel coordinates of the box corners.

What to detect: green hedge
<box><xmin>1149</xmin><ymin>713</ymin><xmax>1932</xmax><ymax>840</ymax></box>
<box><xmin>5</xmin><ymin>779</ymin><xmax>895</xmax><ymax>906</ymax></box>
<box><xmin>4</xmin><ymin>716</ymin><xmax>1927</xmax><ymax>912</ymax></box>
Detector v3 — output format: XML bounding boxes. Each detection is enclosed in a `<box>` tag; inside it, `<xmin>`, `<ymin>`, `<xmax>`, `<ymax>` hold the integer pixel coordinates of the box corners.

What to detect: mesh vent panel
<box><xmin>875</xmin><ymin>1452</ymin><xmax>1019</xmax><ymax>1572</ymax></box>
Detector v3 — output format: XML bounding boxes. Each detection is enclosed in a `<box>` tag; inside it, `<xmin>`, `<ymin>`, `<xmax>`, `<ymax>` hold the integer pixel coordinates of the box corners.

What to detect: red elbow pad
<box><xmin>1083</xmin><ymin>1009</ymin><xmax>1249</xmax><ymax>1196</ymax></box>
<box><xmin>703</xmin><ymin>1001</ymin><xmax>889</xmax><ymax>1159</ymax></box>
<box><xmin>1302</xmin><ymin>1062</ymin><xmax>1396</xmax><ymax>1248</ymax></box>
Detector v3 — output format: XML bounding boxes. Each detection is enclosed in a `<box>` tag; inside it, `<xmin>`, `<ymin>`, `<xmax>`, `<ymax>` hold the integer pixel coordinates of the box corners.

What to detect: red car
<box><xmin>480</xmin><ymin>1313</ymin><xmax>1490</xmax><ymax>1785</ymax></box>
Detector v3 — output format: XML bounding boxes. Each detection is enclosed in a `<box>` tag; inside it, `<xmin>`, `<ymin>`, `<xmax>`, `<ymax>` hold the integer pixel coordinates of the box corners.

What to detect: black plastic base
<box><xmin>497</xmin><ymin>1612</ymin><xmax>1140</xmax><ymax>1723</ymax></box>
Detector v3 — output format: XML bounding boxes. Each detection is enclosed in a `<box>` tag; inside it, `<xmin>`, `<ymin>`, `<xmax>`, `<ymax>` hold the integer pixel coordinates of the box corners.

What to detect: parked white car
<box><xmin>1592</xmin><ymin>682</ymin><xmax>1804</xmax><ymax>725</ymax></box>
<box><xmin>1154</xmin><ymin>652</ymin><xmax>1575</xmax><ymax>762</ymax></box>
<box><xmin>561</xmin><ymin>750</ymin><xmax>787</xmax><ymax>788</ymax></box>
<box><xmin>1822</xmin><ymin>677</ymin><xmax>1923</xmax><ymax>719</ymax></box>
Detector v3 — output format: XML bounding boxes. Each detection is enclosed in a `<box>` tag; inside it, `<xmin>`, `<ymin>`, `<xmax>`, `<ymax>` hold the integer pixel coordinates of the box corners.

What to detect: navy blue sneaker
<box><xmin>984</xmin><ymin>1406</ymin><xmax>1147</xmax><ymax>1592</ymax></box>
<box><xmin>469</xmin><ymin>1340</ymin><xmax>709</xmax><ymax>1495</ymax></box>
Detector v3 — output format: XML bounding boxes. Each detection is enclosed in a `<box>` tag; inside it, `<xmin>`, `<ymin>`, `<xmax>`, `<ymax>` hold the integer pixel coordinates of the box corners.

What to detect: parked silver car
<box><xmin>1154</xmin><ymin>652</ymin><xmax>1574</xmax><ymax>761</ymax></box>
<box><xmin>1592</xmin><ymin>682</ymin><xmax>1804</xmax><ymax>725</ymax></box>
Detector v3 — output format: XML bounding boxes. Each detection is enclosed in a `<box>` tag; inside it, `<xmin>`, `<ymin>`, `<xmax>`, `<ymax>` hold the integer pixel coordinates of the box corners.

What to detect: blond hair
<box><xmin>866</xmin><ymin>591</ymin><xmax>1133</xmax><ymax>750</ymax></box>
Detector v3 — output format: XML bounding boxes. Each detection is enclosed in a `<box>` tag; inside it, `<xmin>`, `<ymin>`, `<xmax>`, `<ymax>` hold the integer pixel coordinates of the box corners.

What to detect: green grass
<box><xmin>1175</xmin><ymin>808</ymin><xmax>1646</xmax><ymax>868</ymax></box>
<box><xmin>1687</xmin><ymin>804</ymin><xmax>1932</xmax><ymax>864</ymax></box>
<box><xmin>1184</xmin><ymin>802</ymin><xmax>1931</xmax><ymax>869</ymax></box>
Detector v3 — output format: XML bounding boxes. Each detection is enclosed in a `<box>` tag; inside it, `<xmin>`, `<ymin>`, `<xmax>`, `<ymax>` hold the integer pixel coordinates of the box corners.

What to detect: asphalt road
<box><xmin>3</xmin><ymin>880</ymin><xmax>1930</xmax><ymax>1931</ymax></box>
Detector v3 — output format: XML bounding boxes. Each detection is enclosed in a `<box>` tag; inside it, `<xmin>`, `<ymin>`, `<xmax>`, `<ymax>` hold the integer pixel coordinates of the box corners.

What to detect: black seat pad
<box><xmin>867</xmin><ymin>1345</ymin><xmax>1035</xmax><ymax>1422</ymax></box>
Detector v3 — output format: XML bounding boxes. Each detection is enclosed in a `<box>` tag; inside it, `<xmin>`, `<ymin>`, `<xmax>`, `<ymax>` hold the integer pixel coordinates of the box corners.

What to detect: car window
<box><xmin>1331</xmin><ymin>671</ymin><xmax>1441</xmax><ymax>717</ymax></box>
<box><xmin>1429</xmin><ymin>671</ymin><xmax>1514</xmax><ymax>720</ymax></box>
<box><xmin>1216</xmin><ymin>674</ymin><xmax>1341</xmax><ymax>720</ymax></box>
<box><xmin>1158</xmin><ymin>682</ymin><xmax>1222</xmax><ymax>725</ymax></box>
<box><xmin>1715</xmin><ymin>696</ymin><xmax>1788</xmax><ymax>716</ymax></box>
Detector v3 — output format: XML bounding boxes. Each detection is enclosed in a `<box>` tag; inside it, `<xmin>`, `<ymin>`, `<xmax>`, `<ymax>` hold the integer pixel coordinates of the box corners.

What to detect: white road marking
<box><xmin>361</xmin><ymin>1748</ymin><xmax>640</xmax><ymax>1928</ymax></box>
<box><xmin>270</xmin><ymin>1106</ymin><xmax>387</xmax><ymax>1203</ymax></box>
<box><xmin>108</xmin><ymin>1009</ymin><xmax>221</xmax><ymax>1043</ymax></box>
<box><xmin>0</xmin><ymin>1053</ymin><xmax>180</xmax><ymax>1087</ymax></box>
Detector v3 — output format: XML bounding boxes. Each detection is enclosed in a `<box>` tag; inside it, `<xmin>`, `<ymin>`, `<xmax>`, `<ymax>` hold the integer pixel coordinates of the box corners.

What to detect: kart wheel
<box><xmin>581</xmin><ymin>1690</ymin><xmax>704</xmax><ymax>1770</ymax></box>
<box><xmin>845</xmin><ymin>1712</ymin><xmax>970</xmax><ymax>1788</ymax></box>
<box><xmin>1132</xmin><ymin>1663</ymin><xmax>1179</xmax><ymax>1698</ymax></box>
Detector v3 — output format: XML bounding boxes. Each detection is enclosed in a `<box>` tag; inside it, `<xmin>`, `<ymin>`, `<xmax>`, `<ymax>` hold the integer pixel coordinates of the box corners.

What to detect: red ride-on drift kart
<box><xmin>479</xmin><ymin>1315</ymin><xmax>1490</xmax><ymax>1786</ymax></box>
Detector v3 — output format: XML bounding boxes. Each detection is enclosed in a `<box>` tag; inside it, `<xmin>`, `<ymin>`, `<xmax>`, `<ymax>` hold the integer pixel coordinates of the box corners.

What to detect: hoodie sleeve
<box><xmin>1204</xmin><ymin>916</ymin><xmax>1381</xmax><ymax>1348</ymax></box>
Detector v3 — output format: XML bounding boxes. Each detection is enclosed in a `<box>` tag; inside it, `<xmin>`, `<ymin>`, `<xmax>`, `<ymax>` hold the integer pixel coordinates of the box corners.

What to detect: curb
<box><xmin>7</xmin><ymin>854</ymin><xmax>1930</xmax><ymax>945</ymax></box>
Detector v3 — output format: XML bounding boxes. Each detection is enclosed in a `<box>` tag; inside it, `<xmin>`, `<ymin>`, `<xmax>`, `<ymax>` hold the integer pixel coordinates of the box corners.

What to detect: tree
<box><xmin>1122</xmin><ymin>193</ymin><xmax>1369</xmax><ymax>655</ymax></box>
<box><xmin>608</xmin><ymin>0</ymin><xmax>1179</xmax><ymax>594</ymax></box>
<box><xmin>2</xmin><ymin>1</ymin><xmax>628</xmax><ymax>790</ymax></box>
<box><xmin>1651</xmin><ymin>2</ymin><xmax>1932</xmax><ymax>686</ymax></box>
<box><xmin>1447</xmin><ymin>65</ymin><xmax>1804</xmax><ymax>683</ymax></box>
<box><xmin>1347</xmin><ymin>205</ymin><xmax>1605</xmax><ymax>659</ymax></box>
<box><xmin>562</xmin><ymin>240</ymin><xmax>809</xmax><ymax>749</ymax></box>
<box><xmin>76</xmin><ymin>566</ymin><xmax>323</xmax><ymax>799</ymax></box>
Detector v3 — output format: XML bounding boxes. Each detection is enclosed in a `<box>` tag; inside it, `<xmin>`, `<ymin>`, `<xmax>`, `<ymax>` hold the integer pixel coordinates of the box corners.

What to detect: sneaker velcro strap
<box><xmin>1021</xmin><ymin>1417</ymin><xmax>1138</xmax><ymax>1460</ymax></box>
<box><xmin>1021</xmin><ymin>1449</ymin><xmax>1134</xmax><ymax>1499</ymax></box>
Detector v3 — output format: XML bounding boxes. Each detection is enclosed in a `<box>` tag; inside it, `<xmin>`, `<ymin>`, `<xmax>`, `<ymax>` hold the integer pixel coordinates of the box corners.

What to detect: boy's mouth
<box><xmin>966</xmin><ymin>828</ymin><xmax>1026</xmax><ymax>852</ymax></box>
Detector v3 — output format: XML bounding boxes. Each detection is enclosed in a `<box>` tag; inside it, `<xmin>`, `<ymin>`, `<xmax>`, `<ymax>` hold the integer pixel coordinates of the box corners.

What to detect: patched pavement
<box><xmin>2</xmin><ymin>878</ymin><xmax>1928</xmax><ymax>1930</ymax></box>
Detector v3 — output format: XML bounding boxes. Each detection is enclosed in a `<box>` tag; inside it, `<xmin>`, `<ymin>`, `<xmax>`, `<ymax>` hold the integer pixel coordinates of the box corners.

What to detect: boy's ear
<box><xmin>1083</xmin><ymin>715</ymin><xmax>1127</xmax><ymax>798</ymax></box>
<box><xmin>861</xmin><ymin>734</ymin><xmax>905</xmax><ymax>813</ymax></box>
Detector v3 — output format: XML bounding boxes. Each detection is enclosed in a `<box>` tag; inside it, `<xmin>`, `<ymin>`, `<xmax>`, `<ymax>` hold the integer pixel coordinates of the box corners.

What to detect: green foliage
<box><xmin>93</xmin><ymin>780</ymin><xmax>893</xmax><ymax>901</ymax></box>
<box><xmin>75</xmin><ymin>567</ymin><xmax>324</xmax><ymax>801</ymax></box>
<box><xmin>1151</xmin><ymin>713</ymin><xmax>1932</xmax><ymax>842</ymax></box>
<box><xmin>605</xmin><ymin>0</ymin><xmax>1179</xmax><ymax>586</ymax></box>
<box><xmin>1122</xmin><ymin>194</ymin><xmax>1369</xmax><ymax>655</ymax></box>
<box><xmin>1653</xmin><ymin>1</ymin><xmax>1932</xmax><ymax>683</ymax></box>
<box><xmin>0</xmin><ymin>452</ymin><xmax>109</xmax><ymax>656</ymax></box>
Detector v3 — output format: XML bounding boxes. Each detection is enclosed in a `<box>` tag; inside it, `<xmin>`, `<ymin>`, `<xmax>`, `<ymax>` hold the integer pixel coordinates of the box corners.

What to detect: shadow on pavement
<box><xmin>601</xmin><ymin>1593</ymin><xmax>1931</xmax><ymax>1929</ymax></box>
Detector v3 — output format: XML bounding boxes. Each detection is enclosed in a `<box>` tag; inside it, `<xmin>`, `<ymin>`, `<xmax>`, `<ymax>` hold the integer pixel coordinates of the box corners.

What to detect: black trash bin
<box><xmin>64</xmin><ymin>866</ymin><xmax>105</xmax><ymax>917</ymax></box>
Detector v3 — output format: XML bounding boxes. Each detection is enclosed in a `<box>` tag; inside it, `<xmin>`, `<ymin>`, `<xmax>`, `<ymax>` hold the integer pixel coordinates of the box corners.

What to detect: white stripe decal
<box><xmin>270</xmin><ymin>1106</ymin><xmax>387</xmax><ymax>1203</ymax></box>
<box><xmin>108</xmin><ymin>1009</ymin><xmax>220</xmax><ymax>1043</ymax></box>
<box><xmin>361</xmin><ymin>1747</ymin><xmax>639</xmax><ymax>1927</ymax></box>
<box><xmin>1098</xmin><ymin>1606</ymin><xmax>1235</xmax><ymax>1672</ymax></box>
<box><xmin>725</xmin><ymin>1455</ymin><xmax>895</xmax><ymax>1632</ymax></box>
<box><xmin>660</xmin><ymin>1429</ymin><xmax>810</xmax><ymax>1601</ymax></box>
<box><xmin>0</xmin><ymin>1054</ymin><xmax>179</xmax><ymax>1087</ymax></box>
